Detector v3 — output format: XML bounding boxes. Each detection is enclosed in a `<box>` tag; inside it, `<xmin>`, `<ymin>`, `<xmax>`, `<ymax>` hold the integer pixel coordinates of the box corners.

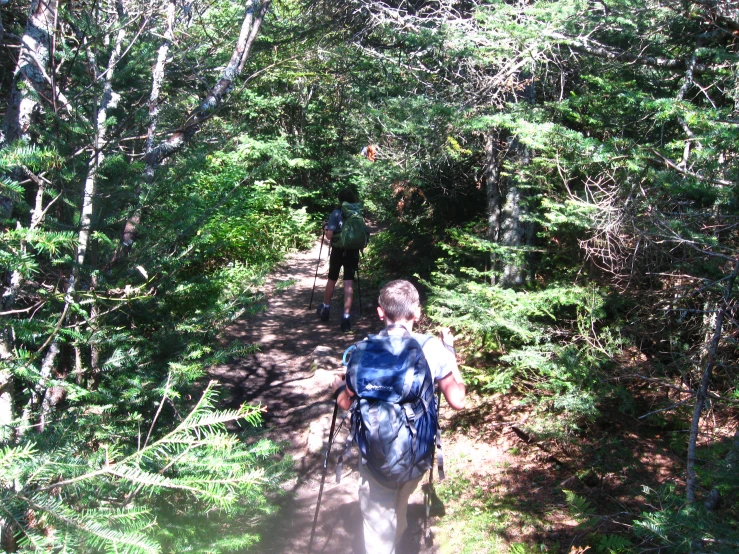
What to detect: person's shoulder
<box><xmin>412</xmin><ymin>332</ymin><xmax>440</xmax><ymax>348</ymax></box>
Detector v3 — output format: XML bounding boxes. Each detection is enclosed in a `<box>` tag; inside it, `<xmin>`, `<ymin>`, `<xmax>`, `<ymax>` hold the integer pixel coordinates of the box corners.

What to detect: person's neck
<box><xmin>386</xmin><ymin>319</ymin><xmax>414</xmax><ymax>332</ymax></box>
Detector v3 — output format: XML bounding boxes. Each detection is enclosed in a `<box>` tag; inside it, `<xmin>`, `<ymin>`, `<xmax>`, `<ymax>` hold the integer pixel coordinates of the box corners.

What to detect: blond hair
<box><xmin>378</xmin><ymin>280</ymin><xmax>420</xmax><ymax>322</ymax></box>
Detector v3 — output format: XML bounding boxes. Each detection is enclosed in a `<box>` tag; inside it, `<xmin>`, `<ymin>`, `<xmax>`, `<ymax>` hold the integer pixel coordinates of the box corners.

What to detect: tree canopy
<box><xmin>1</xmin><ymin>0</ymin><xmax>738</xmax><ymax>551</ymax></box>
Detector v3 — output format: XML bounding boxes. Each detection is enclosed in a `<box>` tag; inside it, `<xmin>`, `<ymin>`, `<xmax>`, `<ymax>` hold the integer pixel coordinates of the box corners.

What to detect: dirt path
<box><xmin>209</xmin><ymin>237</ymin><xmax>437</xmax><ymax>554</ymax></box>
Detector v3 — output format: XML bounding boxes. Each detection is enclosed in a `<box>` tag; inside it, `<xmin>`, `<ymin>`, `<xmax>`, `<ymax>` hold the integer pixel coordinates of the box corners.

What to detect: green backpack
<box><xmin>333</xmin><ymin>201</ymin><xmax>369</xmax><ymax>250</ymax></box>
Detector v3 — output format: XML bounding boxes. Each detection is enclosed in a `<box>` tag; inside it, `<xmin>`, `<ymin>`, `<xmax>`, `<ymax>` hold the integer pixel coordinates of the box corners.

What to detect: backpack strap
<box><xmin>414</xmin><ymin>334</ymin><xmax>445</xmax><ymax>481</ymax></box>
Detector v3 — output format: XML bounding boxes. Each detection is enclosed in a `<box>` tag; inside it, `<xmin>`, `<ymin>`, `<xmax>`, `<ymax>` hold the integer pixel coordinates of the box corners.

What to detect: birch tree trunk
<box><xmin>0</xmin><ymin>0</ymin><xmax>58</xmax><ymax>437</ymax></box>
<box><xmin>1</xmin><ymin>0</ymin><xmax>57</xmax><ymax>145</ymax></box>
<box><xmin>77</xmin><ymin>10</ymin><xmax>126</xmax><ymax>270</ymax></box>
<box><xmin>1</xmin><ymin>0</ymin><xmax>58</xmax><ymax>313</ymax></box>
<box><xmin>118</xmin><ymin>0</ymin><xmax>271</xmax><ymax>256</ymax></box>
<box><xmin>144</xmin><ymin>0</ymin><xmax>271</xmax><ymax>167</ymax></box>
<box><xmin>0</xmin><ymin>348</ymin><xmax>12</xmax><ymax>442</ymax></box>
<box><xmin>114</xmin><ymin>0</ymin><xmax>270</xmax><ymax>256</ymax></box>
<box><xmin>28</xmin><ymin>0</ymin><xmax>128</xmax><ymax>431</ymax></box>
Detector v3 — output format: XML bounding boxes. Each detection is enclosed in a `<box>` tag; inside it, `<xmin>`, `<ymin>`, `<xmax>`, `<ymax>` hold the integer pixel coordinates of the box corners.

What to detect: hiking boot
<box><xmin>316</xmin><ymin>304</ymin><xmax>330</xmax><ymax>322</ymax></box>
<box><xmin>340</xmin><ymin>317</ymin><xmax>351</xmax><ymax>332</ymax></box>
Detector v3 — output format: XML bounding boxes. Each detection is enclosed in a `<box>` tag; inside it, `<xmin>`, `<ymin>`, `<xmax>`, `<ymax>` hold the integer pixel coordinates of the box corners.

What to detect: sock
<box><xmin>322</xmin><ymin>303</ymin><xmax>330</xmax><ymax>309</ymax></box>
<box><xmin>343</xmin><ymin>313</ymin><xmax>350</xmax><ymax>319</ymax></box>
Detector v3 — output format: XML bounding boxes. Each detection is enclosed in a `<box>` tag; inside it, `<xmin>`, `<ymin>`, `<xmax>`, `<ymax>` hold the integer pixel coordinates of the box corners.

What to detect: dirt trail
<box><xmin>209</xmin><ymin>237</ymin><xmax>437</xmax><ymax>554</ymax></box>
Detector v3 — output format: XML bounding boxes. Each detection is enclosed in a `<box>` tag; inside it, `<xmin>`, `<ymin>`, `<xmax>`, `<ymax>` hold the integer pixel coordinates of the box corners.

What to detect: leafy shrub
<box><xmin>424</xmin><ymin>231</ymin><xmax>625</xmax><ymax>437</ymax></box>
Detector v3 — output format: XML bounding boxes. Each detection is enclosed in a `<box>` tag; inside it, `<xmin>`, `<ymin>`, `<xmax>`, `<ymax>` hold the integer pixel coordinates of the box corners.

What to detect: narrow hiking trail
<box><xmin>208</xmin><ymin>235</ymin><xmax>439</xmax><ymax>554</ymax></box>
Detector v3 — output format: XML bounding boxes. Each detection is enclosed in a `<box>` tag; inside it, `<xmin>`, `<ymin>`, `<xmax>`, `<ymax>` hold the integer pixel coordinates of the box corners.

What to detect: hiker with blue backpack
<box><xmin>316</xmin><ymin>188</ymin><xmax>369</xmax><ymax>332</ymax></box>
<box><xmin>333</xmin><ymin>279</ymin><xmax>466</xmax><ymax>554</ymax></box>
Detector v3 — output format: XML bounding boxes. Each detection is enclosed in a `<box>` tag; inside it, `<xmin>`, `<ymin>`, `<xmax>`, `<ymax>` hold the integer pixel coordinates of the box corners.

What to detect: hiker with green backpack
<box><xmin>316</xmin><ymin>188</ymin><xmax>369</xmax><ymax>332</ymax></box>
<box><xmin>332</xmin><ymin>280</ymin><xmax>466</xmax><ymax>554</ymax></box>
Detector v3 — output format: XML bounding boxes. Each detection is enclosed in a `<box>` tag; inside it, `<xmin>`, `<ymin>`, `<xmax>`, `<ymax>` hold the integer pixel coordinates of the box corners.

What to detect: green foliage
<box><xmin>563</xmin><ymin>489</ymin><xmax>596</xmax><ymax>527</ymax></box>
<box><xmin>0</xmin><ymin>383</ymin><xmax>288</xmax><ymax>552</ymax></box>
<box><xmin>424</xmin><ymin>236</ymin><xmax>623</xmax><ymax>435</ymax></box>
<box><xmin>594</xmin><ymin>534</ymin><xmax>632</xmax><ymax>553</ymax></box>
<box><xmin>633</xmin><ymin>485</ymin><xmax>739</xmax><ymax>553</ymax></box>
<box><xmin>3</xmin><ymin>0</ymin><xmax>739</xmax><ymax>550</ymax></box>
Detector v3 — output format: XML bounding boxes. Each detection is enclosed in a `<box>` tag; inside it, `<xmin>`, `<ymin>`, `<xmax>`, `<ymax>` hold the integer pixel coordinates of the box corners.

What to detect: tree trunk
<box><xmin>0</xmin><ymin>357</ymin><xmax>13</xmax><ymax>443</ymax></box>
<box><xmin>144</xmin><ymin>0</ymin><xmax>271</xmax><ymax>167</ymax></box>
<box><xmin>27</xmin><ymin>1</ymin><xmax>128</xmax><ymax>429</ymax></box>
<box><xmin>117</xmin><ymin>0</ymin><xmax>176</xmax><ymax>258</ymax></box>
<box><xmin>500</xmin><ymin>180</ymin><xmax>526</xmax><ymax>286</ymax></box>
<box><xmin>0</xmin><ymin>0</ymin><xmax>57</xmax><ymax>321</ymax></box>
<box><xmin>686</xmin><ymin>256</ymin><xmax>739</xmax><ymax>503</ymax></box>
<box><xmin>117</xmin><ymin>0</ymin><xmax>270</xmax><ymax>256</ymax></box>
<box><xmin>77</xmin><ymin>10</ymin><xmax>126</xmax><ymax>269</ymax></box>
<box><xmin>0</xmin><ymin>0</ymin><xmax>7</xmax><ymax>46</ymax></box>
<box><xmin>1</xmin><ymin>0</ymin><xmax>57</xmax><ymax>145</ymax></box>
<box><xmin>485</xmin><ymin>130</ymin><xmax>503</xmax><ymax>284</ymax></box>
<box><xmin>485</xmin><ymin>130</ymin><xmax>531</xmax><ymax>287</ymax></box>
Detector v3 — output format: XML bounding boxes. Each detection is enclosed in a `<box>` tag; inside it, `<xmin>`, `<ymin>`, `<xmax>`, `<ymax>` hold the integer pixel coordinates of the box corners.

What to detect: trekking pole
<box><xmin>424</xmin><ymin>387</ymin><xmax>443</xmax><ymax>544</ymax></box>
<box><xmin>309</xmin><ymin>228</ymin><xmax>325</xmax><ymax>310</ymax></box>
<box><xmin>423</xmin><ymin>455</ymin><xmax>434</xmax><ymax>543</ymax></box>
<box><xmin>308</xmin><ymin>397</ymin><xmax>340</xmax><ymax>554</ymax></box>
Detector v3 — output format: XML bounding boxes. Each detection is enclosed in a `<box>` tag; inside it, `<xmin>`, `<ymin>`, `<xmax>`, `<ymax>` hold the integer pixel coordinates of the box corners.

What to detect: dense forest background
<box><xmin>1</xmin><ymin>0</ymin><xmax>738</xmax><ymax>551</ymax></box>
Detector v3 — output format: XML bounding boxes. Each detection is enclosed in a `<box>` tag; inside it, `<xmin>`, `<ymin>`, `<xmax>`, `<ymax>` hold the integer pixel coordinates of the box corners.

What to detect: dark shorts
<box><xmin>328</xmin><ymin>247</ymin><xmax>359</xmax><ymax>281</ymax></box>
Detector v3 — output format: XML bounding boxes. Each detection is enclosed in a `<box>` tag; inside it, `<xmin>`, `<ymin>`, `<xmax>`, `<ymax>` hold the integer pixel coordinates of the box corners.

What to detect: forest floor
<box><xmin>208</xmin><ymin>233</ymin><xmax>689</xmax><ymax>554</ymax></box>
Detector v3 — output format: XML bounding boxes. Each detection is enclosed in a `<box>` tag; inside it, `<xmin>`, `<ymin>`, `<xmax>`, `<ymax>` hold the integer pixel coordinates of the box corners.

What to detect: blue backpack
<box><xmin>342</xmin><ymin>326</ymin><xmax>440</xmax><ymax>487</ymax></box>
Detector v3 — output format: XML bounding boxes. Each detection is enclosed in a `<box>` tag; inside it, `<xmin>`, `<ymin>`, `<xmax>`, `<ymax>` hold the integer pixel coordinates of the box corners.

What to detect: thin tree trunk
<box><xmin>74</xmin><ymin>337</ymin><xmax>84</xmax><ymax>386</ymax></box>
<box><xmin>78</xmin><ymin>10</ymin><xmax>126</xmax><ymax>269</ymax></box>
<box><xmin>1</xmin><ymin>0</ymin><xmax>57</xmax><ymax>315</ymax></box>
<box><xmin>0</xmin><ymin>351</ymin><xmax>13</xmax><ymax>442</ymax></box>
<box><xmin>118</xmin><ymin>0</ymin><xmax>271</xmax><ymax>256</ymax></box>
<box><xmin>0</xmin><ymin>0</ymin><xmax>7</xmax><ymax>46</ymax></box>
<box><xmin>30</xmin><ymin>1</ymin><xmax>128</xmax><ymax>429</ymax></box>
<box><xmin>485</xmin><ymin>130</ymin><xmax>531</xmax><ymax>287</ymax></box>
<box><xmin>65</xmin><ymin>0</ymin><xmax>126</xmax><ymax>388</ymax></box>
<box><xmin>35</xmin><ymin>341</ymin><xmax>59</xmax><ymax>432</ymax></box>
<box><xmin>500</xmin><ymin>182</ymin><xmax>525</xmax><ymax>286</ymax></box>
<box><xmin>675</xmin><ymin>44</ymin><xmax>700</xmax><ymax>169</ymax></box>
<box><xmin>144</xmin><ymin>0</ymin><xmax>271</xmax><ymax>167</ymax></box>
<box><xmin>485</xmin><ymin>130</ymin><xmax>503</xmax><ymax>284</ymax></box>
<box><xmin>686</xmin><ymin>256</ymin><xmax>739</xmax><ymax>503</ymax></box>
<box><xmin>117</xmin><ymin>0</ymin><xmax>176</xmax><ymax>258</ymax></box>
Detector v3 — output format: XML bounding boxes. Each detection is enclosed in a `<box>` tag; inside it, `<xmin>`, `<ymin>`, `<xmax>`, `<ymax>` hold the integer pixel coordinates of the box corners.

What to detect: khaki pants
<box><xmin>358</xmin><ymin>464</ymin><xmax>423</xmax><ymax>554</ymax></box>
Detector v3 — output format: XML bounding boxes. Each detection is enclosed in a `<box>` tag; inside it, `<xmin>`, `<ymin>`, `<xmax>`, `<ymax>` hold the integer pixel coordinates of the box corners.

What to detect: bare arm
<box><xmin>438</xmin><ymin>372</ymin><xmax>466</xmax><ymax>410</ymax></box>
<box><xmin>333</xmin><ymin>374</ymin><xmax>353</xmax><ymax>410</ymax></box>
<box><xmin>436</xmin><ymin>327</ymin><xmax>466</xmax><ymax>410</ymax></box>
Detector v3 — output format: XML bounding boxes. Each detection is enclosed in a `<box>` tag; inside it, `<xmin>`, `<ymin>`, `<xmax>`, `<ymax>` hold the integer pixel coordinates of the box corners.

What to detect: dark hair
<box><xmin>338</xmin><ymin>187</ymin><xmax>359</xmax><ymax>204</ymax></box>
<box><xmin>378</xmin><ymin>280</ymin><xmax>420</xmax><ymax>322</ymax></box>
